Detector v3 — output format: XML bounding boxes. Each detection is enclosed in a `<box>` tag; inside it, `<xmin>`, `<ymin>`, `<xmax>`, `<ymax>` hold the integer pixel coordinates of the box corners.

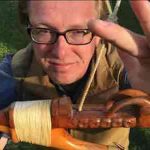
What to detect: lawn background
<box><xmin>0</xmin><ymin>1</ymin><xmax>150</xmax><ymax>150</ymax></box>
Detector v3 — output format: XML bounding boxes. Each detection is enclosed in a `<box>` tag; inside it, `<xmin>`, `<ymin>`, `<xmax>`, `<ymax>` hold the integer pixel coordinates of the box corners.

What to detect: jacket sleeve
<box><xmin>0</xmin><ymin>54</ymin><xmax>17</xmax><ymax>109</ymax></box>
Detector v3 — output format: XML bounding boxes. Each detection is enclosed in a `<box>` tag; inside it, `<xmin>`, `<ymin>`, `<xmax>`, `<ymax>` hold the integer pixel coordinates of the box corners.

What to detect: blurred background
<box><xmin>0</xmin><ymin>1</ymin><xmax>149</xmax><ymax>150</ymax></box>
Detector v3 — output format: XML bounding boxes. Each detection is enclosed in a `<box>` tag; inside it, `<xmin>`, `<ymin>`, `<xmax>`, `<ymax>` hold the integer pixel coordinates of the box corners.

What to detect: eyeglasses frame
<box><xmin>27</xmin><ymin>26</ymin><xmax>94</xmax><ymax>45</ymax></box>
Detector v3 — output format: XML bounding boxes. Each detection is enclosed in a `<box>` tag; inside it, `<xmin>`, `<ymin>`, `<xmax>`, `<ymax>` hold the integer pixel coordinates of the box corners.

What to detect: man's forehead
<box><xmin>28</xmin><ymin>1</ymin><xmax>97</xmax><ymax>15</ymax></box>
<box><xmin>29</xmin><ymin>1</ymin><xmax>96</xmax><ymax>8</ymax></box>
<box><xmin>29</xmin><ymin>1</ymin><xmax>97</xmax><ymax>29</ymax></box>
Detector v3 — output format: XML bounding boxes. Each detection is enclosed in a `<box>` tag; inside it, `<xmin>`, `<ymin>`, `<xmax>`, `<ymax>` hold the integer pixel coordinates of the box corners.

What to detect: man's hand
<box><xmin>0</xmin><ymin>136</ymin><xmax>8</xmax><ymax>150</ymax></box>
<box><xmin>88</xmin><ymin>0</ymin><xmax>150</xmax><ymax>93</ymax></box>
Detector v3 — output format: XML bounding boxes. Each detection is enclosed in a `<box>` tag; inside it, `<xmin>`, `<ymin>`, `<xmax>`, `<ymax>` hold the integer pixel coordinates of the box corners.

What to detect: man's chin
<box><xmin>53</xmin><ymin>79</ymin><xmax>74</xmax><ymax>85</ymax></box>
<box><xmin>50</xmin><ymin>76</ymin><xmax>77</xmax><ymax>85</ymax></box>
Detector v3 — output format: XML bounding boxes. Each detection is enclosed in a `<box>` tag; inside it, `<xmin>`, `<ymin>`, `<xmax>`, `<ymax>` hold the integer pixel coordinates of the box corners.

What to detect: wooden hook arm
<box><xmin>0</xmin><ymin>113</ymin><xmax>107</xmax><ymax>149</ymax></box>
<box><xmin>51</xmin><ymin>128</ymin><xmax>107</xmax><ymax>150</ymax></box>
<box><xmin>10</xmin><ymin>128</ymin><xmax>107</xmax><ymax>149</ymax></box>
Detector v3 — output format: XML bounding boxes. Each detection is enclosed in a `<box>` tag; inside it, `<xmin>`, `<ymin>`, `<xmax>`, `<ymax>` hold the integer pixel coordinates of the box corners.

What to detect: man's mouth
<box><xmin>47</xmin><ymin>60</ymin><xmax>75</xmax><ymax>72</ymax></box>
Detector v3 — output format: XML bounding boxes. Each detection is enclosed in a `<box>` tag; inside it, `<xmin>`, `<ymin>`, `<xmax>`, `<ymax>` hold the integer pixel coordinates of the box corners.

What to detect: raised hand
<box><xmin>88</xmin><ymin>0</ymin><xmax>150</xmax><ymax>93</ymax></box>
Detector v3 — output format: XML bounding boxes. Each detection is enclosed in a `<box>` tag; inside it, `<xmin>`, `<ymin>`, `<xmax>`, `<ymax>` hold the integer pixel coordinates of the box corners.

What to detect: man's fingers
<box><xmin>0</xmin><ymin>137</ymin><xmax>8</xmax><ymax>150</ymax></box>
<box><xmin>130</xmin><ymin>0</ymin><xmax>150</xmax><ymax>44</ymax></box>
<box><xmin>88</xmin><ymin>19</ymin><xmax>149</xmax><ymax>57</ymax></box>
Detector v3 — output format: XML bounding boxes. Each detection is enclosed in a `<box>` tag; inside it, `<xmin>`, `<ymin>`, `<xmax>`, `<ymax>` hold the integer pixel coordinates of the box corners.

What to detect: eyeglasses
<box><xmin>27</xmin><ymin>27</ymin><xmax>93</xmax><ymax>45</ymax></box>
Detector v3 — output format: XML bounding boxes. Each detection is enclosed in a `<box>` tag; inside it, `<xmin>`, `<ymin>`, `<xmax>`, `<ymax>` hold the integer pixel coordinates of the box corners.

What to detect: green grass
<box><xmin>0</xmin><ymin>1</ymin><xmax>150</xmax><ymax>150</ymax></box>
<box><xmin>0</xmin><ymin>1</ymin><xmax>28</xmax><ymax>60</ymax></box>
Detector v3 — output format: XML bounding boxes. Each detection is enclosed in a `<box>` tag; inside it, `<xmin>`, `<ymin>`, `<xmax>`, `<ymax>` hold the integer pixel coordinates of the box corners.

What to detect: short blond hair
<box><xmin>18</xmin><ymin>0</ymin><xmax>109</xmax><ymax>25</ymax></box>
<box><xmin>95</xmin><ymin>0</ymin><xmax>109</xmax><ymax>19</ymax></box>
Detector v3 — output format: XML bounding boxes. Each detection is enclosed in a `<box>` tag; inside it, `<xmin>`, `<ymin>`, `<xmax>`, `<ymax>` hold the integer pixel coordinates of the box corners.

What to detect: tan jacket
<box><xmin>11</xmin><ymin>43</ymin><xmax>129</xmax><ymax>149</ymax></box>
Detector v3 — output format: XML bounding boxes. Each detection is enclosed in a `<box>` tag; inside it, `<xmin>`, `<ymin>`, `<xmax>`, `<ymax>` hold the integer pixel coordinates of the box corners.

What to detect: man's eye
<box><xmin>33</xmin><ymin>29</ymin><xmax>49</xmax><ymax>34</ymax></box>
<box><xmin>74</xmin><ymin>30</ymin><xmax>90</xmax><ymax>35</ymax></box>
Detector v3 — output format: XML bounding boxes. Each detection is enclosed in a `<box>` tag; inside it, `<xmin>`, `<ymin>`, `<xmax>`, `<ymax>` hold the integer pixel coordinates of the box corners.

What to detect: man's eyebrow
<box><xmin>32</xmin><ymin>23</ymin><xmax>57</xmax><ymax>30</ymax></box>
<box><xmin>32</xmin><ymin>23</ymin><xmax>88</xmax><ymax>30</ymax></box>
<box><xmin>68</xmin><ymin>24</ymin><xmax>88</xmax><ymax>29</ymax></box>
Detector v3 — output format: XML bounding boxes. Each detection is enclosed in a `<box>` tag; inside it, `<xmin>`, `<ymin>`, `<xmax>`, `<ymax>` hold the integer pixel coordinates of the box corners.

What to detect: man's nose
<box><xmin>52</xmin><ymin>36</ymin><xmax>69</xmax><ymax>59</ymax></box>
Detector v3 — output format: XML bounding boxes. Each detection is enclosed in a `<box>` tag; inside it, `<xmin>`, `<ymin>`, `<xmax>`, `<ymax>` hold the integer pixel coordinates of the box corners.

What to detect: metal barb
<box><xmin>108</xmin><ymin>0</ymin><xmax>122</xmax><ymax>23</ymax></box>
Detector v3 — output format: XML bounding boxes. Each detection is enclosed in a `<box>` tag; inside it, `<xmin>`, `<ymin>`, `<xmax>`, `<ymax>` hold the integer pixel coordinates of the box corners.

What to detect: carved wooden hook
<box><xmin>0</xmin><ymin>89</ymin><xmax>150</xmax><ymax>148</ymax></box>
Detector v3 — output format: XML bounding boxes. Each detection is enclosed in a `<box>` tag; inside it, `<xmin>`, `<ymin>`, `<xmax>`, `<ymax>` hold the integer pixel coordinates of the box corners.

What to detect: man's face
<box><xmin>28</xmin><ymin>1</ymin><xmax>100</xmax><ymax>85</ymax></box>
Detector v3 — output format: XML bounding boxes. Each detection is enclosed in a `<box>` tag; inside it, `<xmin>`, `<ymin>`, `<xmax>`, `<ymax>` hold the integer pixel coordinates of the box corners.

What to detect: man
<box><xmin>0</xmin><ymin>0</ymin><xmax>150</xmax><ymax>150</ymax></box>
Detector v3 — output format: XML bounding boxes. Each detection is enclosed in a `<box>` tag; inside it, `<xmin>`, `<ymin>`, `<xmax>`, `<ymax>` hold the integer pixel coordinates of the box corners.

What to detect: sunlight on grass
<box><xmin>0</xmin><ymin>43</ymin><xmax>16</xmax><ymax>60</ymax></box>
